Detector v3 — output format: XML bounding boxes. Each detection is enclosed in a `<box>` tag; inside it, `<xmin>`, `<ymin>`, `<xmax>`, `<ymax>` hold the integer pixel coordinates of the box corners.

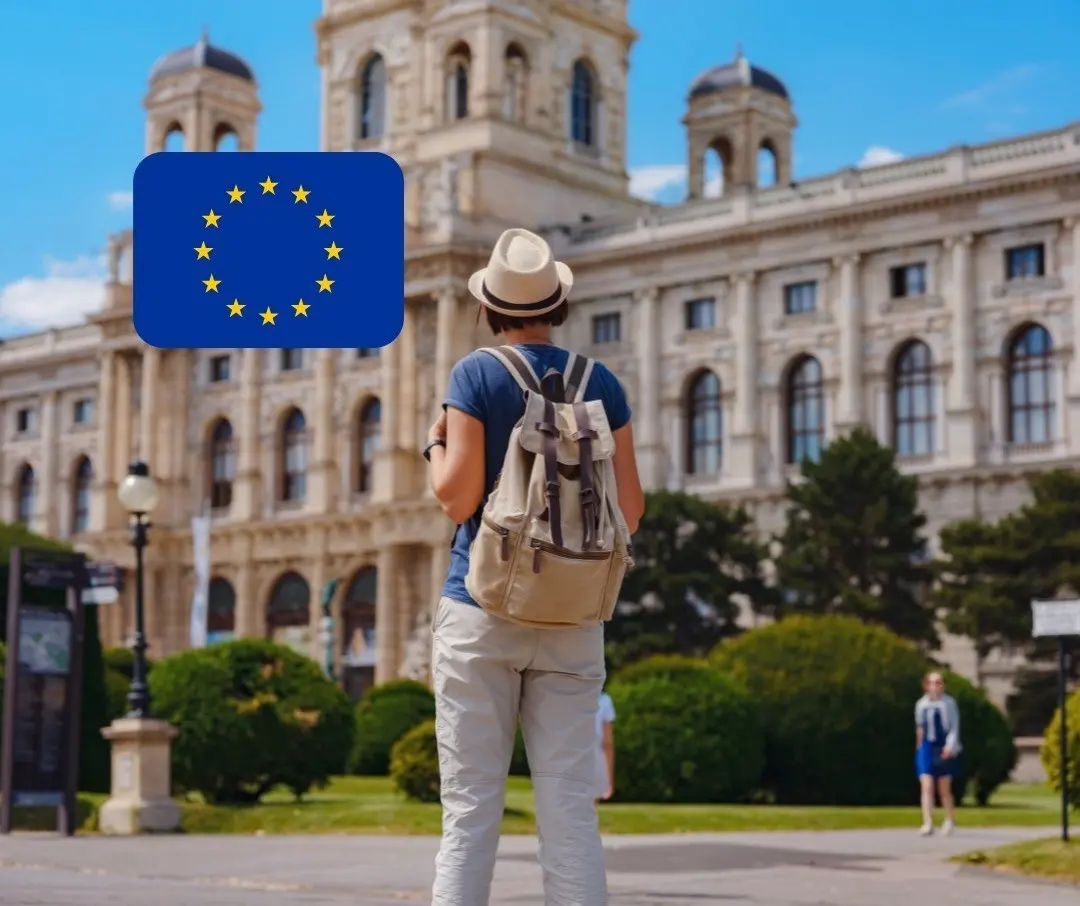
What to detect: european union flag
<box><xmin>133</xmin><ymin>151</ymin><xmax>404</xmax><ymax>349</ymax></box>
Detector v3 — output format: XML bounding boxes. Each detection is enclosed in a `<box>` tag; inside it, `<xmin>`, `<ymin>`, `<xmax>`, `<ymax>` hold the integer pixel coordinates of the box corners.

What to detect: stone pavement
<box><xmin>0</xmin><ymin>826</ymin><xmax>1074</xmax><ymax>905</ymax></box>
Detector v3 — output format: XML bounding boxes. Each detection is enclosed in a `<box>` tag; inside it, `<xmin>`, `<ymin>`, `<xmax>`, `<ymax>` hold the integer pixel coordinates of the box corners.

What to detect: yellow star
<box><xmin>316</xmin><ymin>209</ymin><xmax>334</xmax><ymax>228</ymax></box>
<box><xmin>259</xmin><ymin>307</ymin><xmax>278</xmax><ymax>325</ymax></box>
<box><xmin>292</xmin><ymin>299</ymin><xmax>311</xmax><ymax>317</ymax></box>
<box><xmin>203</xmin><ymin>209</ymin><xmax>221</xmax><ymax>228</ymax></box>
<box><xmin>194</xmin><ymin>242</ymin><xmax>212</xmax><ymax>259</ymax></box>
<box><xmin>324</xmin><ymin>242</ymin><xmax>343</xmax><ymax>260</ymax></box>
<box><xmin>259</xmin><ymin>176</ymin><xmax>278</xmax><ymax>194</ymax></box>
<box><xmin>202</xmin><ymin>274</ymin><xmax>221</xmax><ymax>293</ymax></box>
<box><xmin>316</xmin><ymin>274</ymin><xmax>335</xmax><ymax>293</ymax></box>
<box><xmin>227</xmin><ymin>185</ymin><xmax>245</xmax><ymax>203</ymax></box>
<box><xmin>292</xmin><ymin>186</ymin><xmax>310</xmax><ymax>203</ymax></box>
<box><xmin>227</xmin><ymin>299</ymin><xmax>245</xmax><ymax>317</ymax></box>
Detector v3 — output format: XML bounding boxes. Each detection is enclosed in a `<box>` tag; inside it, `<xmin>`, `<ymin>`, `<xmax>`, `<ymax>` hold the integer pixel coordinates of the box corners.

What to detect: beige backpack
<box><xmin>464</xmin><ymin>346</ymin><xmax>634</xmax><ymax>628</ymax></box>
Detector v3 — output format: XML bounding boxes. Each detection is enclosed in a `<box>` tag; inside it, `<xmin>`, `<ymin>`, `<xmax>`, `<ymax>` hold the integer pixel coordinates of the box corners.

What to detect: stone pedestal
<box><xmin>98</xmin><ymin>717</ymin><xmax>181</xmax><ymax>835</ymax></box>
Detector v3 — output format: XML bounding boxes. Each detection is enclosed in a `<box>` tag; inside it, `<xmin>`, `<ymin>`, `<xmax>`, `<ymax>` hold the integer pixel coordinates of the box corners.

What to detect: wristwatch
<box><xmin>422</xmin><ymin>438</ymin><xmax>446</xmax><ymax>461</ymax></box>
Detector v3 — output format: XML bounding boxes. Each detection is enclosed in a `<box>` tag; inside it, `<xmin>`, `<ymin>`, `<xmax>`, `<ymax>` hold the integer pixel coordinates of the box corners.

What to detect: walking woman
<box><xmin>914</xmin><ymin>671</ymin><xmax>962</xmax><ymax>836</ymax></box>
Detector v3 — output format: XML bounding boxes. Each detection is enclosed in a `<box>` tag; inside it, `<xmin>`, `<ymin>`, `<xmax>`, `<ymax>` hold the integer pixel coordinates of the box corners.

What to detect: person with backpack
<box><xmin>424</xmin><ymin>227</ymin><xmax>645</xmax><ymax>905</ymax></box>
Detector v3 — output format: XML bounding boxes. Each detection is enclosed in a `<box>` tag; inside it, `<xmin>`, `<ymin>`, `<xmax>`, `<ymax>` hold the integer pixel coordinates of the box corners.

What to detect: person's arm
<box><xmin>943</xmin><ymin>696</ymin><xmax>961</xmax><ymax>757</ymax></box>
<box><xmin>612</xmin><ymin>422</ymin><xmax>644</xmax><ymax>534</ymax></box>
<box><xmin>428</xmin><ymin>407</ymin><xmax>485</xmax><ymax>524</ymax></box>
<box><xmin>602</xmin><ymin>721</ymin><xmax>615</xmax><ymax>799</ymax></box>
<box><xmin>915</xmin><ymin>702</ymin><xmax>924</xmax><ymax>751</ymax></box>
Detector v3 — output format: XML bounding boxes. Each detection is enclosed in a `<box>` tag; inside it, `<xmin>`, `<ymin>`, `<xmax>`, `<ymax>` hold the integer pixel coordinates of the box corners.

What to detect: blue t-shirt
<box><xmin>441</xmin><ymin>344</ymin><xmax>631</xmax><ymax>607</ymax></box>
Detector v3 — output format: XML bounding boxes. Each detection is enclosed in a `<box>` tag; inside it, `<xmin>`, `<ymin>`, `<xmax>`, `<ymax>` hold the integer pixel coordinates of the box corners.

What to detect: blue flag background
<box><xmin>133</xmin><ymin>151</ymin><xmax>404</xmax><ymax>349</ymax></box>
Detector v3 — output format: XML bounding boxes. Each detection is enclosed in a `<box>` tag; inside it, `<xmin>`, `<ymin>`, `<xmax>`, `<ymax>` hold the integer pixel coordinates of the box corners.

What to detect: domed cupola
<box><xmin>149</xmin><ymin>28</ymin><xmax>255</xmax><ymax>84</ymax></box>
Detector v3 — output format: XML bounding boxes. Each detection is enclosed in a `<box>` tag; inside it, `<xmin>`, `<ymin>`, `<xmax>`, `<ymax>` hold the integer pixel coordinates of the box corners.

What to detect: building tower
<box><xmin>315</xmin><ymin>0</ymin><xmax>645</xmax><ymax>236</ymax></box>
<box><xmin>683</xmin><ymin>46</ymin><xmax>796</xmax><ymax>199</ymax></box>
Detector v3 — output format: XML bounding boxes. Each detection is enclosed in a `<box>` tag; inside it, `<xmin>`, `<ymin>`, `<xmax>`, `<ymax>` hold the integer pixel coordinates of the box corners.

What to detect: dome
<box><xmin>149</xmin><ymin>29</ymin><xmax>254</xmax><ymax>83</ymax></box>
<box><xmin>689</xmin><ymin>47</ymin><xmax>788</xmax><ymax>102</ymax></box>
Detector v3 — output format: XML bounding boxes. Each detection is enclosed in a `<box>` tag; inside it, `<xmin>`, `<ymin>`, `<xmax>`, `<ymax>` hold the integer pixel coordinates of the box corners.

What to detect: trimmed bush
<box><xmin>150</xmin><ymin>638</ymin><xmax>354</xmax><ymax>803</ymax></box>
<box><xmin>105</xmin><ymin>668</ymin><xmax>130</xmax><ymax>722</ymax></box>
<box><xmin>614</xmin><ymin>654</ymin><xmax>712</xmax><ymax>685</ymax></box>
<box><xmin>608</xmin><ymin>663</ymin><xmax>764</xmax><ymax>803</ymax></box>
<box><xmin>942</xmin><ymin>671</ymin><xmax>1017</xmax><ymax>806</ymax></box>
<box><xmin>348</xmin><ymin>678</ymin><xmax>436</xmax><ymax>775</ymax></box>
<box><xmin>711</xmin><ymin>615</ymin><xmax>927</xmax><ymax>805</ymax></box>
<box><xmin>510</xmin><ymin>725</ymin><xmax>529</xmax><ymax>776</ymax></box>
<box><xmin>1041</xmin><ymin>688</ymin><xmax>1080</xmax><ymax>810</ymax></box>
<box><xmin>390</xmin><ymin>719</ymin><xmax>441</xmax><ymax>803</ymax></box>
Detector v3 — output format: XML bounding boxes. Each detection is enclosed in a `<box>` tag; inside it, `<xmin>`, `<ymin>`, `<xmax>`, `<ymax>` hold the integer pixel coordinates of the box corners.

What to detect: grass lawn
<box><xmin>9</xmin><ymin>779</ymin><xmax>1064</xmax><ymax>836</ymax></box>
<box><xmin>955</xmin><ymin>837</ymin><xmax>1080</xmax><ymax>885</ymax></box>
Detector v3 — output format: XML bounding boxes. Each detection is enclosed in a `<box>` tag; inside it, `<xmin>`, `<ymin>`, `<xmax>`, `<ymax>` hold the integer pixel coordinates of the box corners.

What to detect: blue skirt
<box><xmin>915</xmin><ymin>743</ymin><xmax>958</xmax><ymax>779</ymax></box>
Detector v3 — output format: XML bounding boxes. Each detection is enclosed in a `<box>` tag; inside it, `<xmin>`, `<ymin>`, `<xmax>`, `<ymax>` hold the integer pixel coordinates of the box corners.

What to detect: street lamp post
<box><xmin>116</xmin><ymin>461</ymin><xmax>159</xmax><ymax>719</ymax></box>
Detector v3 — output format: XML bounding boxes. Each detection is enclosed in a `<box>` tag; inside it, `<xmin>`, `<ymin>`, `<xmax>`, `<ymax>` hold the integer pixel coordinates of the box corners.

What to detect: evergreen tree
<box><xmin>774</xmin><ymin>426</ymin><xmax>936</xmax><ymax>645</ymax></box>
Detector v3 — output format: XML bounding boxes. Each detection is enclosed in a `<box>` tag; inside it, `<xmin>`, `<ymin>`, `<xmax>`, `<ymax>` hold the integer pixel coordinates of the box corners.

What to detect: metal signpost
<box><xmin>1031</xmin><ymin>597</ymin><xmax>1080</xmax><ymax>844</ymax></box>
<box><xmin>1</xmin><ymin>547</ymin><xmax>89</xmax><ymax>836</ymax></box>
<box><xmin>81</xmin><ymin>561</ymin><xmax>122</xmax><ymax>606</ymax></box>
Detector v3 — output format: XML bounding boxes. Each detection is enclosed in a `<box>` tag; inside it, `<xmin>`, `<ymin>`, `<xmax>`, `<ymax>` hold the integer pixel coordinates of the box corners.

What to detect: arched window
<box><xmin>72</xmin><ymin>456</ymin><xmax>92</xmax><ymax>533</ymax></box>
<box><xmin>15</xmin><ymin>464</ymin><xmax>34</xmax><ymax>525</ymax></box>
<box><xmin>209</xmin><ymin>419</ymin><xmax>235</xmax><ymax>510</ymax></box>
<box><xmin>281</xmin><ymin>408</ymin><xmax>308</xmax><ymax>502</ymax></box>
<box><xmin>445</xmin><ymin>42</ymin><xmax>471</xmax><ymax>122</ymax></box>
<box><xmin>207</xmin><ymin>577</ymin><xmax>236</xmax><ymax>643</ymax></box>
<box><xmin>503</xmin><ymin>43</ymin><xmax>528</xmax><ymax>123</ymax></box>
<box><xmin>757</xmin><ymin>140</ymin><xmax>778</xmax><ymax>188</ymax></box>
<box><xmin>214</xmin><ymin>123</ymin><xmax>238</xmax><ymax>151</ymax></box>
<box><xmin>703</xmin><ymin>136</ymin><xmax>732</xmax><ymax>198</ymax></box>
<box><xmin>570</xmin><ymin>60</ymin><xmax>597</xmax><ymax>147</ymax></box>
<box><xmin>686</xmin><ymin>370</ymin><xmax>722</xmax><ymax>475</ymax></box>
<box><xmin>786</xmin><ymin>356</ymin><xmax>825</xmax><ymax>464</ymax></box>
<box><xmin>357</xmin><ymin>398</ymin><xmax>381</xmax><ymax>493</ymax></box>
<box><xmin>358</xmin><ymin>54</ymin><xmax>386</xmax><ymax>140</ymax></box>
<box><xmin>266</xmin><ymin>571</ymin><xmax>310</xmax><ymax>654</ymax></box>
<box><xmin>162</xmin><ymin>122</ymin><xmax>184</xmax><ymax>152</ymax></box>
<box><xmin>342</xmin><ymin>567</ymin><xmax>377</xmax><ymax>700</ymax></box>
<box><xmin>1007</xmin><ymin>324</ymin><xmax>1055</xmax><ymax>444</ymax></box>
<box><xmin>893</xmin><ymin>341</ymin><xmax>935</xmax><ymax>457</ymax></box>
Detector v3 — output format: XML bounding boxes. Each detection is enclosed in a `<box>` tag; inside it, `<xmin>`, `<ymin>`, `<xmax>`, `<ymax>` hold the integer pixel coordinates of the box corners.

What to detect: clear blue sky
<box><xmin>0</xmin><ymin>0</ymin><xmax>1077</xmax><ymax>334</ymax></box>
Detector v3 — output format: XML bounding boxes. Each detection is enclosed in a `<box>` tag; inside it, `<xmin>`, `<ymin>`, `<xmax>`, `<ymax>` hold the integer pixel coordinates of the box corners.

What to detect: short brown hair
<box><xmin>483</xmin><ymin>300</ymin><xmax>569</xmax><ymax>335</ymax></box>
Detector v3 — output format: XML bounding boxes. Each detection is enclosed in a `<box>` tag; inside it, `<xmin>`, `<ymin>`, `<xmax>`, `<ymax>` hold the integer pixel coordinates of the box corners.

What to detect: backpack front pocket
<box><xmin>502</xmin><ymin>538</ymin><xmax>617</xmax><ymax>626</ymax></box>
<box><xmin>465</xmin><ymin>516</ymin><xmax>523</xmax><ymax>610</ymax></box>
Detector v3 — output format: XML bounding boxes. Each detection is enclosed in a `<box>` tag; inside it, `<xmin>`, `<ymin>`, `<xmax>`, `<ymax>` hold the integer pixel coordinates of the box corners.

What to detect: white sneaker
<box><xmin>919</xmin><ymin>823</ymin><xmax>934</xmax><ymax>836</ymax></box>
<box><xmin>941</xmin><ymin>819</ymin><xmax>954</xmax><ymax>836</ymax></box>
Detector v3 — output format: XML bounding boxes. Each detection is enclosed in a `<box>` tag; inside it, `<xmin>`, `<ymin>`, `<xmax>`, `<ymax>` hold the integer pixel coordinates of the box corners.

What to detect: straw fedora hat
<box><xmin>467</xmin><ymin>228</ymin><xmax>574</xmax><ymax>317</ymax></box>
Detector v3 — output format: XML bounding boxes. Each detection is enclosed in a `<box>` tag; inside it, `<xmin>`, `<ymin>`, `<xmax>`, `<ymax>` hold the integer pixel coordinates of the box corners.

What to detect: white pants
<box><xmin>431</xmin><ymin>597</ymin><xmax>608</xmax><ymax>906</ymax></box>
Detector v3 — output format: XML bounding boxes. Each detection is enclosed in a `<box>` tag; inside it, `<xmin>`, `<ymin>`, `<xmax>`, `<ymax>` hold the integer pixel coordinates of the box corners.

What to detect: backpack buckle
<box><xmin>535</xmin><ymin>421</ymin><xmax>558</xmax><ymax>437</ymax></box>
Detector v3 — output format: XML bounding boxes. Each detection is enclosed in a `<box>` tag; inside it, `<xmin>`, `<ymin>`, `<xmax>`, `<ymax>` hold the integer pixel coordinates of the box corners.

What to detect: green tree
<box><xmin>774</xmin><ymin>426</ymin><xmax>936</xmax><ymax>645</ymax></box>
<box><xmin>608</xmin><ymin>490</ymin><xmax>773</xmax><ymax>658</ymax></box>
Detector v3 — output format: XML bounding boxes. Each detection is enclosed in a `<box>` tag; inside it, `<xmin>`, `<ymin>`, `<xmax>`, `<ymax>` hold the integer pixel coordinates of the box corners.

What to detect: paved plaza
<box><xmin>0</xmin><ymin>827</ymin><xmax>1074</xmax><ymax>905</ymax></box>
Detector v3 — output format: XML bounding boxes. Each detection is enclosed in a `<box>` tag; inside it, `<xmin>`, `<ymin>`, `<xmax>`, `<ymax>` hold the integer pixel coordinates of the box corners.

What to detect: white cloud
<box><xmin>107</xmin><ymin>190</ymin><xmax>133</xmax><ymax>210</ymax></box>
<box><xmin>629</xmin><ymin>164</ymin><xmax>688</xmax><ymax>201</ymax></box>
<box><xmin>0</xmin><ymin>255</ymin><xmax>107</xmax><ymax>333</ymax></box>
<box><xmin>940</xmin><ymin>64</ymin><xmax>1043</xmax><ymax>111</ymax></box>
<box><xmin>858</xmin><ymin>146</ymin><xmax>905</xmax><ymax>168</ymax></box>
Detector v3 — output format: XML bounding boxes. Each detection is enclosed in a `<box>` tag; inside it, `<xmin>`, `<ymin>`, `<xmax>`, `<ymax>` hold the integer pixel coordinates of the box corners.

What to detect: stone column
<box><xmin>234</xmin><ymin>349</ymin><xmax>262</xmax><ymax>519</ymax></box>
<box><xmin>309</xmin><ymin>349</ymin><xmax>336</xmax><ymax>512</ymax></box>
<box><xmin>434</xmin><ymin>289</ymin><xmax>457</xmax><ymax>405</ymax></box>
<box><xmin>92</xmin><ymin>350</ymin><xmax>117</xmax><ymax>532</ymax></box>
<box><xmin>308</xmin><ymin>528</ymin><xmax>328</xmax><ymax>663</ymax></box>
<box><xmin>234</xmin><ymin>536</ymin><xmax>259</xmax><ymax>638</ymax></box>
<box><xmin>635</xmin><ymin>287</ymin><xmax>662</xmax><ymax>488</ymax></box>
<box><xmin>835</xmin><ymin>255</ymin><xmax>863</xmax><ymax>427</ymax></box>
<box><xmin>429</xmin><ymin>540</ymin><xmax>451</xmax><ymax>621</ymax></box>
<box><xmin>1068</xmin><ymin>218</ymin><xmax>1080</xmax><ymax>394</ymax></box>
<box><xmin>945</xmin><ymin>234</ymin><xmax>977</xmax><ymax>465</ymax></box>
<box><xmin>728</xmin><ymin>273</ymin><xmax>759</xmax><ymax>486</ymax></box>
<box><xmin>374</xmin><ymin>322</ymin><xmax>402</xmax><ymax>502</ymax></box>
<box><xmin>38</xmin><ymin>390</ymin><xmax>58</xmax><ymax>536</ymax></box>
<box><xmin>139</xmin><ymin>347</ymin><xmax>159</xmax><ymax>466</ymax></box>
<box><xmin>113</xmin><ymin>355</ymin><xmax>133</xmax><ymax>485</ymax></box>
<box><xmin>374</xmin><ymin>545</ymin><xmax>400</xmax><ymax>684</ymax></box>
<box><xmin>399</xmin><ymin>305</ymin><xmax>418</xmax><ymax>451</ymax></box>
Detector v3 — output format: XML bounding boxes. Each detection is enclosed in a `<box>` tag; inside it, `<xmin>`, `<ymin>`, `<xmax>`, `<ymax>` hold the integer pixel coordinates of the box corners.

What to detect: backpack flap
<box><xmin>516</xmin><ymin>393</ymin><xmax>615</xmax><ymax>465</ymax></box>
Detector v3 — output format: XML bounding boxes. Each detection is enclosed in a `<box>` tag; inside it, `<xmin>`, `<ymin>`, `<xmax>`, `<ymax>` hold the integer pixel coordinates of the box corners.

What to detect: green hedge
<box><xmin>348</xmin><ymin>679</ymin><xmax>435</xmax><ymax>775</ymax></box>
<box><xmin>712</xmin><ymin>615</ymin><xmax>927</xmax><ymax>805</ymax></box>
<box><xmin>608</xmin><ymin>663</ymin><xmax>764</xmax><ymax>803</ymax></box>
<box><xmin>150</xmin><ymin>638</ymin><xmax>354</xmax><ymax>803</ymax></box>
<box><xmin>1041</xmin><ymin>688</ymin><xmax>1080</xmax><ymax>810</ymax></box>
<box><xmin>942</xmin><ymin>671</ymin><xmax>1017</xmax><ymax>806</ymax></box>
<box><xmin>390</xmin><ymin>719</ymin><xmax>441</xmax><ymax>803</ymax></box>
<box><xmin>614</xmin><ymin>654</ymin><xmax>712</xmax><ymax>685</ymax></box>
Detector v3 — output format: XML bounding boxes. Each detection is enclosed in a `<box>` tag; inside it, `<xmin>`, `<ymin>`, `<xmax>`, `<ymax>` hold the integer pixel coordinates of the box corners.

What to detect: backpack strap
<box><xmin>572</xmin><ymin>402</ymin><xmax>600</xmax><ymax>550</ymax></box>
<box><xmin>563</xmin><ymin>353</ymin><xmax>595</xmax><ymax>403</ymax></box>
<box><xmin>538</xmin><ymin>398</ymin><xmax>564</xmax><ymax>549</ymax></box>
<box><xmin>481</xmin><ymin>346</ymin><xmax>542</xmax><ymax>395</ymax></box>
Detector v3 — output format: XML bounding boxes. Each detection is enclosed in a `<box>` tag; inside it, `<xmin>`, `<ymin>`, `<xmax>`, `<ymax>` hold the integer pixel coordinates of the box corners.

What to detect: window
<box><xmin>684</xmin><ymin>298</ymin><xmax>716</xmax><ymax>331</ymax></box>
<box><xmin>1007</xmin><ymin>324</ymin><xmax>1055</xmax><ymax>445</ymax></box>
<box><xmin>503</xmin><ymin>44</ymin><xmax>528</xmax><ymax>123</ymax></box>
<box><xmin>342</xmin><ymin>567</ymin><xmax>377</xmax><ymax>701</ymax></box>
<box><xmin>280</xmin><ymin>348</ymin><xmax>303</xmax><ymax>371</ymax></box>
<box><xmin>208</xmin><ymin>577</ymin><xmax>236</xmax><ymax>640</ymax></box>
<box><xmin>359</xmin><ymin>54</ymin><xmax>387</xmax><ymax>140</ymax></box>
<box><xmin>266</xmin><ymin>571</ymin><xmax>310</xmax><ymax>642</ymax></box>
<box><xmin>72</xmin><ymin>457</ymin><xmax>92</xmax><ymax>533</ymax></box>
<box><xmin>15</xmin><ymin>407</ymin><xmax>35</xmax><ymax>434</ymax></box>
<box><xmin>357</xmin><ymin>347</ymin><xmax>381</xmax><ymax>360</ymax></box>
<box><xmin>889</xmin><ymin>263</ymin><xmax>927</xmax><ymax>298</ymax></box>
<box><xmin>892</xmin><ymin>341</ymin><xmax>935</xmax><ymax>457</ymax></box>
<box><xmin>72</xmin><ymin>398</ymin><xmax>93</xmax><ymax>424</ymax></box>
<box><xmin>209</xmin><ymin>354</ymin><xmax>231</xmax><ymax>382</ymax></box>
<box><xmin>1006</xmin><ymin>244</ymin><xmax>1045</xmax><ymax>281</ymax></box>
<box><xmin>592</xmin><ymin>313</ymin><xmax>621</xmax><ymax>345</ymax></box>
<box><xmin>357</xmin><ymin>398</ymin><xmax>381</xmax><ymax>493</ymax></box>
<box><xmin>209</xmin><ymin>419</ymin><xmax>235</xmax><ymax>510</ymax></box>
<box><xmin>445</xmin><ymin>43</ymin><xmax>471</xmax><ymax>122</ymax></box>
<box><xmin>281</xmin><ymin>409</ymin><xmax>308</xmax><ymax>502</ymax></box>
<box><xmin>16</xmin><ymin>464</ymin><xmax>35</xmax><ymax>525</ymax></box>
<box><xmin>784</xmin><ymin>281</ymin><xmax>817</xmax><ymax>315</ymax></box>
<box><xmin>786</xmin><ymin>356</ymin><xmax>825</xmax><ymax>464</ymax></box>
<box><xmin>686</xmin><ymin>371</ymin><xmax>722</xmax><ymax>475</ymax></box>
<box><xmin>570</xmin><ymin>60</ymin><xmax>597</xmax><ymax>147</ymax></box>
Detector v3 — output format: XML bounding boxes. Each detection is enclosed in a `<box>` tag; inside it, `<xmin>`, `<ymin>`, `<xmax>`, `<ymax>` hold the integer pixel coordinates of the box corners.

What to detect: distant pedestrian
<box><xmin>914</xmin><ymin>671</ymin><xmax>961</xmax><ymax>836</ymax></box>
<box><xmin>594</xmin><ymin>690</ymin><xmax>616</xmax><ymax>803</ymax></box>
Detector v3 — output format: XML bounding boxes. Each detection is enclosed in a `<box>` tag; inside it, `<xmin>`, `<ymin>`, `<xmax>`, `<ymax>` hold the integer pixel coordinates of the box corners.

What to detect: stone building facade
<box><xmin>4</xmin><ymin>0</ymin><xmax>1080</xmax><ymax>700</ymax></box>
